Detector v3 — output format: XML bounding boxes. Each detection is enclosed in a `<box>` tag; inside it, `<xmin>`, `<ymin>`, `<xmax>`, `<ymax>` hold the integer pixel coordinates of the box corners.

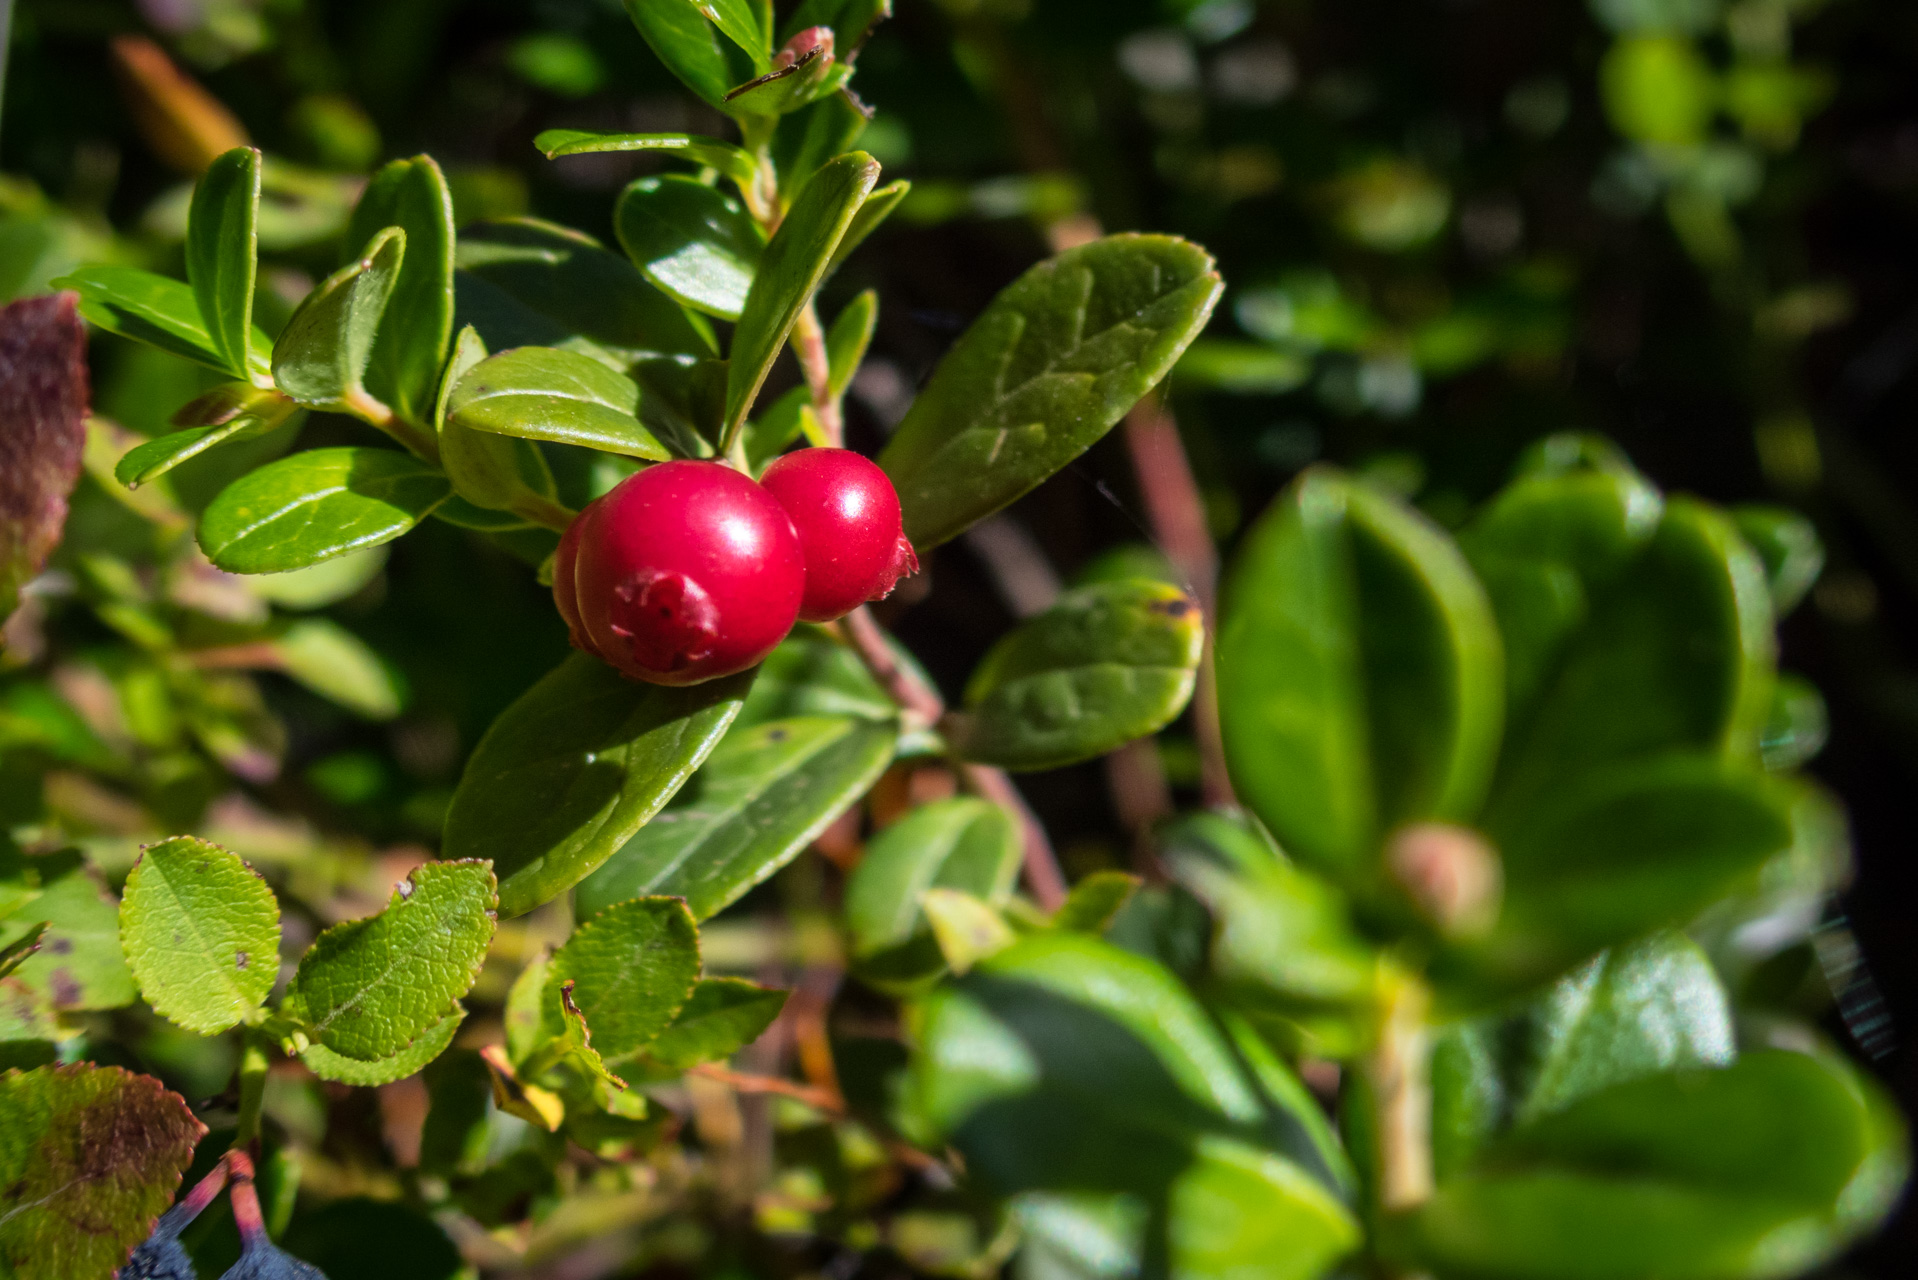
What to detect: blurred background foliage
<box><xmin>3</xmin><ymin>0</ymin><xmax>1916</xmax><ymax>1273</ymax></box>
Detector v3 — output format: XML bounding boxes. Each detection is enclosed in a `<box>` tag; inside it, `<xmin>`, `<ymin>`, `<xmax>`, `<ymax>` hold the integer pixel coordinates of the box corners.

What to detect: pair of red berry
<box><xmin>553</xmin><ymin>449</ymin><xmax>918</xmax><ymax>685</ymax></box>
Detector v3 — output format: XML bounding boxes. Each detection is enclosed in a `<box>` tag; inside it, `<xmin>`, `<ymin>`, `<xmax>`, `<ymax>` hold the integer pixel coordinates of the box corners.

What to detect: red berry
<box><xmin>559</xmin><ymin>460</ymin><xmax>804</xmax><ymax>685</ymax></box>
<box><xmin>760</xmin><ymin>447</ymin><xmax>919</xmax><ymax>622</ymax></box>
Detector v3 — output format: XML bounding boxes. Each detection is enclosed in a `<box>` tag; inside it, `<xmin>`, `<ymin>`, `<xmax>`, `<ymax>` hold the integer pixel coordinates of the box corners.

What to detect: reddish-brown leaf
<box><xmin>0</xmin><ymin>1063</ymin><xmax>205</xmax><ymax>1280</ymax></box>
<box><xmin>0</xmin><ymin>292</ymin><xmax>90</xmax><ymax>623</ymax></box>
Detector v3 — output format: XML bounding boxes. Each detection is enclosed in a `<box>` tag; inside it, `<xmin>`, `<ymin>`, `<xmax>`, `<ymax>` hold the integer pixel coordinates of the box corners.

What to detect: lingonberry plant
<box><xmin>0</xmin><ymin>3</ymin><xmax>1908</xmax><ymax>1280</ymax></box>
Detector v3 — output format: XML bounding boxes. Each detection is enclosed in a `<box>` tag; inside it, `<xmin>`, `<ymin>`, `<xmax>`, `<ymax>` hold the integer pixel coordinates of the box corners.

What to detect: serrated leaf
<box><xmin>0</xmin><ymin>1064</ymin><xmax>204</xmax><ymax>1280</ymax></box>
<box><xmin>535</xmin><ymin>130</ymin><xmax>757</xmax><ymax>187</ymax></box>
<box><xmin>1403</xmin><ymin>1051</ymin><xmax>1908</xmax><ymax>1280</ymax></box>
<box><xmin>723</xmin><ymin>152</ymin><xmax>880</xmax><ymax>444</ymax></box>
<box><xmin>281</xmin><ymin>860</ymin><xmax>497</xmax><ymax>1061</ymax></box>
<box><xmin>880</xmin><ymin>235</ymin><xmax>1222</xmax><ymax>548</ymax></box>
<box><xmin>550</xmin><ymin>897</ymin><xmax>700</xmax><ymax>1061</ymax></box>
<box><xmin>614</xmin><ymin>175</ymin><xmax>765</xmax><ymax>321</ymax></box>
<box><xmin>948</xmin><ymin>580</ymin><xmax>1204</xmax><ymax>771</ymax></box>
<box><xmin>643</xmin><ymin>977</ymin><xmax>788</xmax><ymax>1068</ymax></box>
<box><xmin>1218</xmin><ymin>468</ymin><xmax>1505</xmax><ymax>883</ymax></box>
<box><xmin>301</xmin><ymin>1004</ymin><xmax>466</xmax><ymax>1086</ymax></box>
<box><xmin>574</xmin><ymin>714</ymin><xmax>896</xmax><ymax>922</ymax></box>
<box><xmin>442</xmin><ymin>653</ymin><xmax>751</xmax><ymax>918</ymax></box>
<box><xmin>271</xmin><ymin>619</ymin><xmax>404</xmax><ymax>719</ymax></box>
<box><xmin>271</xmin><ymin>226</ymin><xmax>405</xmax><ymax>412</ymax></box>
<box><xmin>185</xmin><ymin>147</ymin><xmax>262</xmax><ymax>381</ymax></box>
<box><xmin>119</xmin><ymin>836</ymin><xmax>279</xmax><ymax>1035</ymax></box>
<box><xmin>347</xmin><ymin>156</ymin><xmax>456</xmax><ymax>425</ymax></box>
<box><xmin>551</xmin><ymin>980</ymin><xmax>628</xmax><ymax>1090</ymax></box>
<box><xmin>846</xmin><ymin>797</ymin><xmax>1020</xmax><ymax>991</ymax></box>
<box><xmin>198</xmin><ymin>447</ymin><xmax>451</xmax><ymax>574</ymax></box>
<box><xmin>456</xmin><ymin>218</ymin><xmax>717</xmax><ymax>365</ymax></box>
<box><xmin>52</xmin><ymin>266</ymin><xmax>269</xmax><ymax>377</ymax></box>
<box><xmin>446</xmin><ymin>346</ymin><xmax>669</xmax><ymax>459</ymax></box>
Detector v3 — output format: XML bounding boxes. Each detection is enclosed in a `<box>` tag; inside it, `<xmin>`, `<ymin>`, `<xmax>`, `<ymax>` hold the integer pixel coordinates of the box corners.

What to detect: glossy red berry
<box><xmin>560</xmin><ymin>460</ymin><xmax>804</xmax><ymax>685</ymax></box>
<box><xmin>759</xmin><ymin>447</ymin><xmax>918</xmax><ymax>622</ymax></box>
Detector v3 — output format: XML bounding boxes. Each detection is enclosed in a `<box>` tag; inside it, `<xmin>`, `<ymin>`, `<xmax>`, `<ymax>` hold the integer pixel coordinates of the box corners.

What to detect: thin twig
<box><xmin>689</xmin><ymin>1062</ymin><xmax>844</xmax><ymax>1114</ymax></box>
<box><xmin>838</xmin><ymin>606</ymin><xmax>1068</xmax><ymax>909</ymax></box>
<box><xmin>791</xmin><ymin>302</ymin><xmax>843</xmax><ymax>446</ymax></box>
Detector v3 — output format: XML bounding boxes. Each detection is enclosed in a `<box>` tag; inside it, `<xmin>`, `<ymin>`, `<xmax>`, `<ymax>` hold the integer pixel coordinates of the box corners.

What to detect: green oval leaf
<box><xmin>271</xmin><ymin>618</ymin><xmax>405</xmax><ymax>719</ymax></box>
<box><xmin>535</xmin><ymin>129</ymin><xmax>757</xmax><ymax>187</ymax></box>
<box><xmin>879</xmin><ymin>234</ymin><xmax>1222</xmax><ymax>548</ymax></box>
<box><xmin>347</xmin><ymin>155</ymin><xmax>456</xmax><ymax>425</ymax></box>
<box><xmin>197</xmin><ymin>446</ymin><xmax>452</xmax><ymax>573</ymax></box>
<box><xmin>446</xmin><ymin>346</ymin><xmax>670</xmax><ymax>459</ymax></box>
<box><xmin>1405</xmin><ymin>1050</ymin><xmax>1908</xmax><ymax>1280</ymax></box>
<box><xmin>724</xmin><ymin>152</ymin><xmax>881</xmax><ymax>443</ymax></box>
<box><xmin>1732</xmin><ymin>504</ymin><xmax>1824</xmax><ymax>618</ymax></box>
<box><xmin>53</xmin><ymin>265</ymin><xmax>268</xmax><ymax>376</ymax></box>
<box><xmin>119</xmin><ymin>836</ymin><xmax>280</xmax><ymax>1035</ymax></box>
<box><xmin>0</xmin><ymin>1064</ymin><xmax>204</xmax><ymax>1280</ymax></box>
<box><xmin>846</xmin><ymin>797</ymin><xmax>1021</xmax><ymax>991</ymax></box>
<box><xmin>113</xmin><ymin>414</ymin><xmax>284</xmax><ymax>490</ymax></box>
<box><xmin>733</xmin><ymin>625</ymin><xmax>896</xmax><ymax>728</ymax></box>
<box><xmin>282</xmin><ymin>860</ymin><xmax>496</xmax><ymax>1061</ymax></box>
<box><xmin>621</xmin><ymin>0</ymin><xmax>761</xmax><ymax>110</ymax></box>
<box><xmin>442</xmin><ymin>653</ymin><xmax>752</xmax><ymax>918</ymax></box>
<box><xmin>550</xmin><ymin>897</ymin><xmax>701</xmax><ymax>1061</ymax></box>
<box><xmin>272</xmin><ymin>225</ymin><xmax>406</xmax><ymax>412</ymax></box>
<box><xmin>615</xmin><ymin>175</ymin><xmax>765</xmax><ymax>321</ymax></box>
<box><xmin>302</xmin><ymin>1004</ymin><xmax>466</xmax><ymax>1086</ymax></box>
<box><xmin>901</xmin><ymin>934</ymin><xmax>1359</xmax><ymax>1280</ymax></box>
<box><xmin>576</xmin><ymin>714</ymin><xmax>897</xmax><ymax>921</ymax></box>
<box><xmin>947</xmin><ymin>580</ymin><xmax>1204</xmax><ymax>771</ymax></box>
<box><xmin>186</xmin><ymin>146</ymin><xmax>263</xmax><ymax>381</ymax></box>
<box><xmin>829</xmin><ymin>177</ymin><xmax>909</xmax><ymax>274</ymax></box>
<box><xmin>456</xmin><ymin>218</ymin><xmax>718</xmax><ymax>364</ymax></box>
<box><xmin>1218</xmin><ymin>468</ymin><xmax>1505</xmax><ymax>881</ymax></box>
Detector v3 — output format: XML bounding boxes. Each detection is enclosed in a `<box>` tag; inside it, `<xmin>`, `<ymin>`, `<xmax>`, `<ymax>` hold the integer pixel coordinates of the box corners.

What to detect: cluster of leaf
<box><xmin>891</xmin><ymin>440</ymin><xmax>1906</xmax><ymax>1280</ymax></box>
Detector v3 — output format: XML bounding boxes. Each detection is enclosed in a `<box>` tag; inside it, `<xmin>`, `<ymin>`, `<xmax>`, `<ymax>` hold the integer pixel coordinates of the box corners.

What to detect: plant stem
<box><xmin>839</xmin><ymin>605</ymin><xmax>1068</xmax><ymax>909</ymax></box>
<box><xmin>1367</xmin><ymin>971</ymin><xmax>1434</xmax><ymax>1213</ymax></box>
<box><xmin>344</xmin><ymin>389</ymin><xmax>440</xmax><ymax>465</ymax></box>
<box><xmin>235</xmin><ymin>1029</ymin><xmax>270</xmax><ymax>1149</ymax></box>
<box><xmin>791</xmin><ymin>301</ymin><xmax>843</xmax><ymax>445</ymax></box>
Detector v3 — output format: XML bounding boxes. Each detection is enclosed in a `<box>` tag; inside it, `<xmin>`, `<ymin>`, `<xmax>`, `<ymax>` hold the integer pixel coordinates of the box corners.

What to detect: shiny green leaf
<box><xmin>622</xmin><ymin>0</ymin><xmax>761</xmax><ymax>109</ymax></box>
<box><xmin>1761</xmin><ymin>672</ymin><xmax>1828</xmax><ymax>771</ymax></box>
<box><xmin>185</xmin><ymin>146</ymin><xmax>262</xmax><ymax>380</ymax></box>
<box><xmin>880</xmin><ymin>234</ymin><xmax>1222</xmax><ymax>548</ymax></box>
<box><xmin>198</xmin><ymin>447</ymin><xmax>452</xmax><ymax>573</ymax></box>
<box><xmin>456</xmin><ymin>218</ymin><xmax>717</xmax><ymax>364</ymax></box>
<box><xmin>724</xmin><ymin>152</ymin><xmax>880</xmax><ymax>443</ymax></box>
<box><xmin>442</xmin><ymin>653</ymin><xmax>751</xmax><ymax>917</ymax></box>
<box><xmin>1218</xmin><ymin>468</ymin><xmax>1505</xmax><ymax>881</ymax></box>
<box><xmin>948</xmin><ymin>580</ymin><xmax>1205</xmax><ymax>771</ymax></box>
<box><xmin>53</xmin><ymin>265</ymin><xmax>268</xmax><ymax>377</ymax></box>
<box><xmin>446</xmin><ymin>346</ymin><xmax>669</xmax><ymax>459</ymax></box>
<box><xmin>614</xmin><ymin>175</ymin><xmax>765</xmax><ymax>320</ymax></box>
<box><xmin>281</xmin><ymin>860</ymin><xmax>497</xmax><ymax>1060</ymax></box>
<box><xmin>576</xmin><ymin>714</ymin><xmax>896</xmax><ymax>921</ymax></box>
<box><xmin>1732</xmin><ymin>504</ymin><xmax>1824</xmax><ymax>618</ymax></box>
<box><xmin>119</xmin><ymin>836</ymin><xmax>280</xmax><ymax>1035</ymax></box>
<box><xmin>435</xmin><ymin>325</ymin><xmax>561</xmax><ymax>520</ymax></box>
<box><xmin>733</xmin><ymin>625</ymin><xmax>894</xmax><ymax>728</ymax></box>
<box><xmin>272</xmin><ymin>226</ymin><xmax>405</xmax><ymax>411</ymax></box>
<box><xmin>535</xmin><ymin>129</ymin><xmax>757</xmax><ymax>187</ymax></box>
<box><xmin>347</xmin><ymin>155</ymin><xmax>457</xmax><ymax>424</ymax></box>
<box><xmin>112</xmin><ymin>415</ymin><xmax>284</xmax><ymax>490</ymax></box>
<box><xmin>828</xmin><ymin>178</ymin><xmax>909</xmax><ymax>273</ymax></box>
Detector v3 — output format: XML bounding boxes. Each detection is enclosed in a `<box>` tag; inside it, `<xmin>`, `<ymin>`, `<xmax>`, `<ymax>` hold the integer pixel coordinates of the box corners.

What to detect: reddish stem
<box><xmin>224</xmin><ymin>1150</ymin><xmax>267</xmax><ymax>1246</ymax></box>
